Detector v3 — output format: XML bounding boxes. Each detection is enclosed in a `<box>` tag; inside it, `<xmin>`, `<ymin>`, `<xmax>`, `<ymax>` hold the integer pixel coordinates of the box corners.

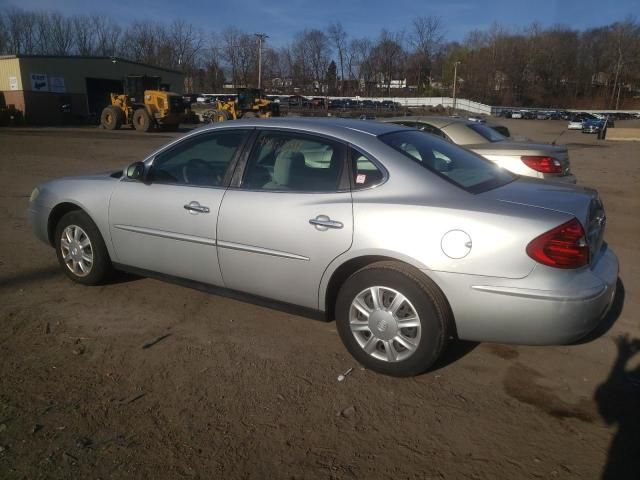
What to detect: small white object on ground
<box><xmin>337</xmin><ymin>367</ymin><xmax>354</xmax><ymax>382</ymax></box>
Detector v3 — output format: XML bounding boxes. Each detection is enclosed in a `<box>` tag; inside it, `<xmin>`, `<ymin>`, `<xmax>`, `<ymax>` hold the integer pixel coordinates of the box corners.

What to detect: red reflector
<box><xmin>526</xmin><ymin>218</ymin><xmax>589</xmax><ymax>269</ymax></box>
<box><xmin>521</xmin><ymin>156</ymin><xmax>563</xmax><ymax>173</ymax></box>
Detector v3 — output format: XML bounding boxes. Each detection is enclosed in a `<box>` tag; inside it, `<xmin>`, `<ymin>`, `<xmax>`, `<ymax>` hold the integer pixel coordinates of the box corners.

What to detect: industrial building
<box><xmin>0</xmin><ymin>55</ymin><xmax>184</xmax><ymax>125</ymax></box>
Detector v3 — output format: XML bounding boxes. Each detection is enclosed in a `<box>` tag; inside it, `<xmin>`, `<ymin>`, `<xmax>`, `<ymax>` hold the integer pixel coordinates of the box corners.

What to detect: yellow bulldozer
<box><xmin>100</xmin><ymin>75</ymin><xmax>186</xmax><ymax>132</ymax></box>
<box><xmin>203</xmin><ymin>88</ymin><xmax>280</xmax><ymax>123</ymax></box>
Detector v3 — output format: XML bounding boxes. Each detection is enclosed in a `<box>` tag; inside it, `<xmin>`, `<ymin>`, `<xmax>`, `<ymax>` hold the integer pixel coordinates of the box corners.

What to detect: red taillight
<box><xmin>526</xmin><ymin>218</ymin><xmax>589</xmax><ymax>269</ymax></box>
<box><xmin>521</xmin><ymin>156</ymin><xmax>563</xmax><ymax>173</ymax></box>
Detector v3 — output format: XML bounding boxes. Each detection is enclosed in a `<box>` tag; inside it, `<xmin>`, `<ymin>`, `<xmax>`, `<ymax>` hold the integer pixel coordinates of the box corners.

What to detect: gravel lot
<box><xmin>0</xmin><ymin>119</ymin><xmax>639</xmax><ymax>479</ymax></box>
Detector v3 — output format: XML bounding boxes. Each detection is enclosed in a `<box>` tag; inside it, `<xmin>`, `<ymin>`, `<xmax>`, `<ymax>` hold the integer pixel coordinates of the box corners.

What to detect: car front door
<box><xmin>109</xmin><ymin>129</ymin><xmax>250</xmax><ymax>285</ymax></box>
<box><xmin>217</xmin><ymin>130</ymin><xmax>353</xmax><ymax>310</ymax></box>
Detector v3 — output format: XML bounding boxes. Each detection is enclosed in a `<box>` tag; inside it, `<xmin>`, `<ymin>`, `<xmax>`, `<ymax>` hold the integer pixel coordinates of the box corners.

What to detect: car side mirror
<box><xmin>126</xmin><ymin>161</ymin><xmax>145</xmax><ymax>180</ymax></box>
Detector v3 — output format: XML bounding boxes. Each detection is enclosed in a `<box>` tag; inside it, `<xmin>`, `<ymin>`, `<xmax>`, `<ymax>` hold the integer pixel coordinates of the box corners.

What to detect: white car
<box><xmin>568</xmin><ymin>120</ymin><xmax>583</xmax><ymax>130</ymax></box>
<box><xmin>511</xmin><ymin>111</ymin><xmax>523</xmax><ymax>119</ymax></box>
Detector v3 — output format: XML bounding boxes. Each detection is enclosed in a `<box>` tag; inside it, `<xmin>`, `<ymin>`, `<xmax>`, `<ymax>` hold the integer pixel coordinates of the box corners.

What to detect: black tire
<box><xmin>335</xmin><ymin>261</ymin><xmax>452</xmax><ymax>377</ymax></box>
<box><xmin>100</xmin><ymin>106</ymin><xmax>123</xmax><ymax>130</ymax></box>
<box><xmin>54</xmin><ymin>211</ymin><xmax>113</xmax><ymax>285</ymax></box>
<box><xmin>133</xmin><ymin>108</ymin><xmax>153</xmax><ymax>132</ymax></box>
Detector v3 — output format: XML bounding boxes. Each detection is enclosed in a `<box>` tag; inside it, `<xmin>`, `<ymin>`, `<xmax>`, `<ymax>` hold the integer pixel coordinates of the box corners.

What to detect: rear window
<box><xmin>467</xmin><ymin>123</ymin><xmax>507</xmax><ymax>142</ymax></box>
<box><xmin>379</xmin><ymin>130</ymin><xmax>515</xmax><ymax>193</ymax></box>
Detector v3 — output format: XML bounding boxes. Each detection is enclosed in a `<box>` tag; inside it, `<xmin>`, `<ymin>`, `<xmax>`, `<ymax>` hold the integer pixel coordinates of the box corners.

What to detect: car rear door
<box><xmin>109</xmin><ymin>129</ymin><xmax>250</xmax><ymax>285</ymax></box>
<box><xmin>216</xmin><ymin>129</ymin><xmax>353</xmax><ymax>310</ymax></box>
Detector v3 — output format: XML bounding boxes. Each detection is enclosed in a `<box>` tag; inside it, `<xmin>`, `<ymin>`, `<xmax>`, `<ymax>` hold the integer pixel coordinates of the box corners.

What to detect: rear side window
<box><xmin>351</xmin><ymin>150</ymin><xmax>384</xmax><ymax>189</ymax></box>
<box><xmin>242</xmin><ymin>132</ymin><xmax>345</xmax><ymax>192</ymax></box>
<box><xmin>380</xmin><ymin>130</ymin><xmax>515</xmax><ymax>193</ymax></box>
<box><xmin>466</xmin><ymin>123</ymin><xmax>506</xmax><ymax>142</ymax></box>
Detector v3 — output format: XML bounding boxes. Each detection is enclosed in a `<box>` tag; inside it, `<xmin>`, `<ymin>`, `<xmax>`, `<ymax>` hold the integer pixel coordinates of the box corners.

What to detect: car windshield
<box><xmin>466</xmin><ymin>123</ymin><xmax>507</xmax><ymax>142</ymax></box>
<box><xmin>380</xmin><ymin>130</ymin><xmax>515</xmax><ymax>193</ymax></box>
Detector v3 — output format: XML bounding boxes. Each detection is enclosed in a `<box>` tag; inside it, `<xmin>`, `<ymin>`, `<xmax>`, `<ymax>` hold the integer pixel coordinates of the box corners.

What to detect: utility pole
<box><xmin>255</xmin><ymin>33</ymin><xmax>268</xmax><ymax>89</ymax></box>
<box><xmin>452</xmin><ymin>61</ymin><xmax>461</xmax><ymax>115</ymax></box>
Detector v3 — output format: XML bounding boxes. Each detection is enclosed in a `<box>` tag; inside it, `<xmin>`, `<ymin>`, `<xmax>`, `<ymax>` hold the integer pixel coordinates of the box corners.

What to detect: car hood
<box><xmin>482</xmin><ymin>178</ymin><xmax>605</xmax><ymax>259</ymax></box>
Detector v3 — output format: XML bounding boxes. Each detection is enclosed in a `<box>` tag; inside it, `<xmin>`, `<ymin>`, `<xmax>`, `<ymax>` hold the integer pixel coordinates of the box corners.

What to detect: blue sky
<box><xmin>2</xmin><ymin>0</ymin><xmax>637</xmax><ymax>47</ymax></box>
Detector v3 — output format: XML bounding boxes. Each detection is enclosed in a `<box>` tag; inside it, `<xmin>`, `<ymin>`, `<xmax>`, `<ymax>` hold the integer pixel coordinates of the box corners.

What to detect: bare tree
<box><xmin>4</xmin><ymin>8</ymin><xmax>39</xmax><ymax>54</ymax></box>
<box><xmin>327</xmin><ymin>22</ymin><xmax>347</xmax><ymax>93</ymax></box>
<box><xmin>300</xmin><ymin>29</ymin><xmax>331</xmax><ymax>91</ymax></box>
<box><xmin>0</xmin><ymin>15</ymin><xmax>7</xmax><ymax>54</ymax></box>
<box><xmin>350</xmin><ymin>37</ymin><xmax>373</xmax><ymax>94</ymax></box>
<box><xmin>72</xmin><ymin>15</ymin><xmax>96</xmax><ymax>56</ymax></box>
<box><xmin>410</xmin><ymin>15</ymin><xmax>444</xmax><ymax>91</ymax></box>
<box><xmin>169</xmin><ymin>19</ymin><xmax>205</xmax><ymax>71</ymax></box>
<box><xmin>371</xmin><ymin>30</ymin><xmax>406</xmax><ymax>95</ymax></box>
<box><xmin>46</xmin><ymin>12</ymin><xmax>75</xmax><ymax>55</ymax></box>
<box><xmin>92</xmin><ymin>15</ymin><xmax>121</xmax><ymax>57</ymax></box>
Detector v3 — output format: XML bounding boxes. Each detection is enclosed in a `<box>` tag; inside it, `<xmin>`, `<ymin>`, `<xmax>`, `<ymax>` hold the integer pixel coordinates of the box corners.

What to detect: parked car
<box><xmin>311</xmin><ymin>97</ymin><xmax>327</xmax><ymax>108</ymax></box>
<box><xmin>329</xmin><ymin>99</ymin><xmax>347</xmax><ymax>109</ymax></box>
<box><xmin>582</xmin><ymin>118</ymin><xmax>604</xmax><ymax>134</ymax></box>
<box><xmin>384</xmin><ymin>116</ymin><xmax>575</xmax><ymax>182</ymax></box>
<box><xmin>568</xmin><ymin>118</ymin><xmax>584</xmax><ymax>130</ymax></box>
<box><xmin>29</xmin><ymin>118</ymin><xmax>618</xmax><ymax>377</ymax></box>
<box><xmin>510</xmin><ymin>111</ymin><xmax>523</xmax><ymax>119</ymax></box>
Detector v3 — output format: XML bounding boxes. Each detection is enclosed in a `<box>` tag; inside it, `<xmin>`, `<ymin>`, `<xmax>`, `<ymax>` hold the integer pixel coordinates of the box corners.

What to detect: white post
<box><xmin>452</xmin><ymin>61</ymin><xmax>460</xmax><ymax>115</ymax></box>
<box><xmin>255</xmin><ymin>33</ymin><xmax>268</xmax><ymax>90</ymax></box>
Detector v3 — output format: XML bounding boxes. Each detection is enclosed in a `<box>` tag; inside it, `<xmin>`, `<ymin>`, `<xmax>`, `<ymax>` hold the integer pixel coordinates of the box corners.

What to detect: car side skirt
<box><xmin>112</xmin><ymin>263</ymin><xmax>328</xmax><ymax>322</ymax></box>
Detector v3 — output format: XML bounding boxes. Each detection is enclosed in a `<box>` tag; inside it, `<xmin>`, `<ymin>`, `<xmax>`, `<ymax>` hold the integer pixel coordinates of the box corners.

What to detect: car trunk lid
<box><xmin>481</xmin><ymin>178</ymin><xmax>606</xmax><ymax>262</ymax></box>
<box><xmin>468</xmin><ymin>141</ymin><xmax>572</xmax><ymax>177</ymax></box>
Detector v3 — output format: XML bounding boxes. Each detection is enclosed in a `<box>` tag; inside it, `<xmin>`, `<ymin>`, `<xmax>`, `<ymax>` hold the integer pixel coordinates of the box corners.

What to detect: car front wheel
<box><xmin>54</xmin><ymin>211</ymin><xmax>113</xmax><ymax>285</ymax></box>
<box><xmin>336</xmin><ymin>261</ymin><xmax>452</xmax><ymax>377</ymax></box>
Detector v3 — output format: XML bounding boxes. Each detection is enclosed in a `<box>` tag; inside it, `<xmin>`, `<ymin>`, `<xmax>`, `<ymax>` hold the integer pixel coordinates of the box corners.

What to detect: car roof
<box><xmin>197</xmin><ymin>116</ymin><xmax>407</xmax><ymax>137</ymax></box>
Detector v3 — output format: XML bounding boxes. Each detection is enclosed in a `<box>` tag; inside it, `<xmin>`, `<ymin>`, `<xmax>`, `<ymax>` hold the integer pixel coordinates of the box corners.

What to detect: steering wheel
<box><xmin>182</xmin><ymin>158</ymin><xmax>215</xmax><ymax>184</ymax></box>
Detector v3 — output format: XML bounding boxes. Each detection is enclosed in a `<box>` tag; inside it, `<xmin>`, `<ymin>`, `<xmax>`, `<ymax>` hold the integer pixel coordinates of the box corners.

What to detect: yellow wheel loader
<box><xmin>203</xmin><ymin>88</ymin><xmax>280</xmax><ymax>123</ymax></box>
<box><xmin>100</xmin><ymin>75</ymin><xmax>186</xmax><ymax>132</ymax></box>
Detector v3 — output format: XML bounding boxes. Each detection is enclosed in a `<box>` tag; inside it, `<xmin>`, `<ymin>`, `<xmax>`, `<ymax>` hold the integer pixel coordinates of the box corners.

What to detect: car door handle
<box><xmin>309</xmin><ymin>215</ymin><xmax>343</xmax><ymax>230</ymax></box>
<box><xmin>184</xmin><ymin>201</ymin><xmax>210</xmax><ymax>214</ymax></box>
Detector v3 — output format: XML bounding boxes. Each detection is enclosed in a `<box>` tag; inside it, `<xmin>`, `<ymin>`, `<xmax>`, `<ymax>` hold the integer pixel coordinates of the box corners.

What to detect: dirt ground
<box><xmin>0</xmin><ymin>119</ymin><xmax>639</xmax><ymax>479</ymax></box>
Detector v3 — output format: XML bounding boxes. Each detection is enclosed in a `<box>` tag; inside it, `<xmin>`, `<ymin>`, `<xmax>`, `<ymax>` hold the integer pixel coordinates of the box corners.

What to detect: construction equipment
<box><xmin>100</xmin><ymin>75</ymin><xmax>186</xmax><ymax>132</ymax></box>
<box><xmin>202</xmin><ymin>88</ymin><xmax>279</xmax><ymax>123</ymax></box>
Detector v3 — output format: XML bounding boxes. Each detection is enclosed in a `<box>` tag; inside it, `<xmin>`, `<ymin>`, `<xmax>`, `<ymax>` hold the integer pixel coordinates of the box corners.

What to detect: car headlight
<box><xmin>29</xmin><ymin>187</ymin><xmax>40</xmax><ymax>203</ymax></box>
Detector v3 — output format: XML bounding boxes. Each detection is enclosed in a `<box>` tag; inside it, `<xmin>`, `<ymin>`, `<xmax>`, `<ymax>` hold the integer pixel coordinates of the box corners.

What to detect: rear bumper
<box><xmin>426</xmin><ymin>246</ymin><xmax>619</xmax><ymax>345</ymax></box>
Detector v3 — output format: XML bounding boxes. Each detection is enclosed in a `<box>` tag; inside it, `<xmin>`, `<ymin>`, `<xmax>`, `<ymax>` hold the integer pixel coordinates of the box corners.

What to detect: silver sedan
<box><xmin>384</xmin><ymin>116</ymin><xmax>576</xmax><ymax>183</ymax></box>
<box><xmin>29</xmin><ymin>118</ymin><xmax>618</xmax><ymax>377</ymax></box>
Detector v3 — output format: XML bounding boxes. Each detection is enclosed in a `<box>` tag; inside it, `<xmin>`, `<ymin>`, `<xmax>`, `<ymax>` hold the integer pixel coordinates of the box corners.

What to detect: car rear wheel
<box><xmin>336</xmin><ymin>261</ymin><xmax>452</xmax><ymax>377</ymax></box>
<box><xmin>54</xmin><ymin>211</ymin><xmax>113</xmax><ymax>285</ymax></box>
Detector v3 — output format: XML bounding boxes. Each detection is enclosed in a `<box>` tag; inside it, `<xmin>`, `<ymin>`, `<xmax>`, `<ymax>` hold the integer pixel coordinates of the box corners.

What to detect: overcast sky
<box><xmin>2</xmin><ymin>0</ymin><xmax>637</xmax><ymax>47</ymax></box>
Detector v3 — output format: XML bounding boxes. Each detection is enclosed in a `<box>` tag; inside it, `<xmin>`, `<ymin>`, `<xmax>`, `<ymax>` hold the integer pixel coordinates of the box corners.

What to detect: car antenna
<box><xmin>551</xmin><ymin>129</ymin><xmax>566</xmax><ymax>145</ymax></box>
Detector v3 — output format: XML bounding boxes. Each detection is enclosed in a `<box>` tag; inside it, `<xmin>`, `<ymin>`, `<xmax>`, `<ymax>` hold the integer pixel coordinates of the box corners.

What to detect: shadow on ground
<box><xmin>595</xmin><ymin>333</ymin><xmax>640</xmax><ymax>479</ymax></box>
<box><xmin>0</xmin><ymin>266</ymin><xmax>140</xmax><ymax>291</ymax></box>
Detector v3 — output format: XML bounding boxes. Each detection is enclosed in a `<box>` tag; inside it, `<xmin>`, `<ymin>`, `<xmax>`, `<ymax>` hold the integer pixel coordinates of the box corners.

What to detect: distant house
<box><xmin>591</xmin><ymin>72</ymin><xmax>610</xmax><ymax>86</ymax></box>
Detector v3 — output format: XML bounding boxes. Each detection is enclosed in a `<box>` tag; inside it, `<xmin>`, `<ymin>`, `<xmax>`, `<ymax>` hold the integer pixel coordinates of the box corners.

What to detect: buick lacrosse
<box><xmin>29</xmin><ymin>118</ymin><xmax>618</xmax><ymax>376</ymax></box>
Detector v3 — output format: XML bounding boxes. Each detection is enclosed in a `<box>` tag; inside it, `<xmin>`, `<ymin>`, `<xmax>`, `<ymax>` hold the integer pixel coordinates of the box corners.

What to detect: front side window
<box><xmin>151</xmin><ymin>131</ymin><xmax>247</xmax><ymax>187</ymax></box>
<box><xmin>242</xmin><ymin>132</ymin><xmax>344</xmax><ymax>192</ymax></box>
<box><xmin>380</xmin><ymin>130</ymin><xmax>515</xmax><ymax>193</ymax></box>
